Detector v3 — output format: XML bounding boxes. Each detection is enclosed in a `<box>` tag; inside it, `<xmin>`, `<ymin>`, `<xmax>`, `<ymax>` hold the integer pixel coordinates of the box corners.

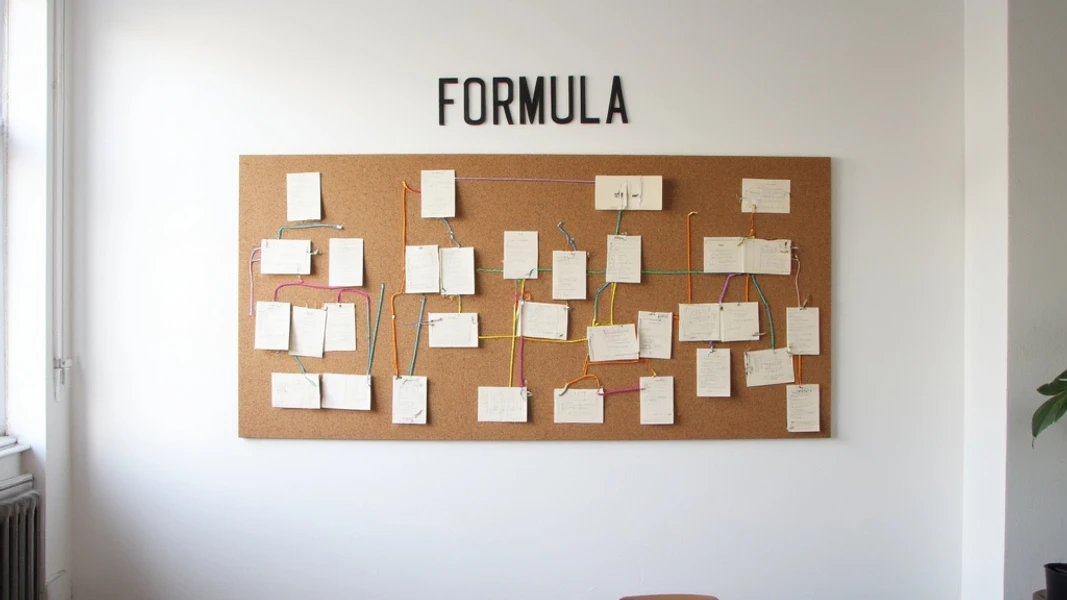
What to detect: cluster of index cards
<box><xmin>254</xmin><ymin>171</ymin><xmax>821</xmax><ymax>433</ymax></box>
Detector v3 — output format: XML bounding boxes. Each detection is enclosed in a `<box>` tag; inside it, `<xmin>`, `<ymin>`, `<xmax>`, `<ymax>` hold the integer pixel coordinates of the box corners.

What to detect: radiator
<box><xmin>0</xmin><ymin>491</ymin><xmax>40</xmax><ymax>600</ymax></box>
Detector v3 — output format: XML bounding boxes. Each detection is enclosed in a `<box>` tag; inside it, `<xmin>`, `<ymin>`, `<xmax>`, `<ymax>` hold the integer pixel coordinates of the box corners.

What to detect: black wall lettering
<box><xmin>550</xmin><ymin>76</ymin><xmax>575</xmax><ymax>124</ymax></box>
<box><xmin>438</xmin><ymin>77</ymin><xmax>458</xmax><ymax>126</ymax></box>
<box><xmin>463</xmin><ymin>77</ymin><xmax>487</xmax><ymax>125</ymax></box>
<box><xmin>606</xmin><ymin>75</ymin><xmax>628</xmax><ymax>124</ymax></box>
<box><xmin>493</xmin><ymin>77</ymin><xmax>515</xmax><ymax>125</ymax></box>
<box><xmin>579</xmin><ymin>76</ymin><xmax>600</xmax><ymax>124</ymax></box>
<box><xmin>519</xmin><ymin>77</ymin><xmax>545</xmax><ymax>124</ymax></box>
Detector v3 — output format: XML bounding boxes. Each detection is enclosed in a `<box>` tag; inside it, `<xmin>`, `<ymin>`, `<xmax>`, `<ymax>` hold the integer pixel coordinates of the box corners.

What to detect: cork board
<box><xmin>238</xmin><ymin>155</ymin><xmax>831</xmax><ymax>440</ymax></box>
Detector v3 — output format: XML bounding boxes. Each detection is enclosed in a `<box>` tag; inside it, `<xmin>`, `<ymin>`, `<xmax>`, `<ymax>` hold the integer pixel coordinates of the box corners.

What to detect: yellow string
<box><xmin>609</xmin><ymin>283</ymin><xmax>618</xmax><ymax>325</ymax></box>
<box><xmin>508</xmin><ymin>279</ymin><xmax>525</xmax><ymax>386</ymax></box>
<box><xmin>456</xmin><ymin>296</ymin><xmax>462</xmax><ymax>313</ymax></box>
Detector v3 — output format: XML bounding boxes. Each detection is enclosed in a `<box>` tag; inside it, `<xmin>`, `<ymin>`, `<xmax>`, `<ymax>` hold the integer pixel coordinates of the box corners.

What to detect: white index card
<box><xmin>289</xmin><ymin>306</ymin><xmax>327</xmax><ymax>358</ymax></box>
<box><xmin>606</xmin><ymin>235</ymin><xmax>642</xmax><ymax>283</ymax></box>
<box><xmin>271</xmin><ymin>373</ymin><xmax>320</xmax><ymax>409</ymax></box>
<box><xmin>696</xmin><ymin>348</ymin><xmax>731</xmax><ymax>397</ymax></box>
<box><xmin>678</xmin><ymin>303</ymin><xmax>720</xmax><ymax>342</ymax></box>
<box><xmin>323</xmin><ymin>303</ymin><xmax>356</xmax><ymax>352</ymax></box>
<box><xmin>439</xmin><ymin>246</ymin><xmax>475</xmax><ymax>295</ymax></box>
<box><xmin>254</xmin><ymin>301</ymin><xmax>291</xmax><ymax>350</ymax></box>
<box><xmin>640</xmin><ymin>376</ymin><xmax>675</xmax><ymax>425</ymax></box>
<box><xmin>744</xmin><ymin>348</ymin><xmax>795</xmax><ymax>387</ymax></box>
<box><xmin>404</xmin><ymin>245</ymin><xmax>441</xmax><ymax>293</ymax></box>
<box><xmin>720</xmin><ymin>302</ymin><xmax>760</xmax><ymax>342</ymax></box>
<box><xmin>594</xmin><ymin>176</ymin><xmax>663</xmax><ymax>210</ymax></box>
<box><xmin>477</xmin><ymin>386</ymin><xmax>528</xmax><ymax>422</ymax></box>
<box><xmin>392</xmin><ymin>376</ymin><xmax>428</xmax><ymax>424</ymax></box>
<box><xmin>787</xmin><ymin>384</ymin><xmax>821</xmax><ymax>432</ymax></box>
<box><xmin>518</xmin><ymin>302</ymin><xmax>568</xmax><ymax>340</ymax></box>
<box><xmin>741</xmin><ymin>178</ymin><xmax>791</xmax><ymax>214</ymax></box>
<box><xmin>286</xmin><ymin>172</ymin><xmax>321</xmax><ymax>221</ymax></box>
<box><xmin>703</xmin><ymin>237</ymin><xmax>746</xmax><ymax>274</ymax></box>
<box><xmin>587</xmin><ymin>324</ymin><xmax>639</xmax><ymax>362</ymax></box>
<box><xmin>745</xmin><ymin>239</ymin><xmax>792</xmax><ymax>275</ymax></box>
<box><xmin>637</xmin><ymin>311</ymin><xmax>673</xmax><ymax>359</ymax></box>
<box><xmin>420</xmin><ymin>169</ymin><xmax>456</xmax><ymax>218</ymax></box>
<box><xmin>786</xmin><ymin>307</ymin><xmax>820</xmax><ymax>355</ymax></box>
<box><xmin>328</xmin><ymin>238</ymin><xmax>364</xmax><ymax>287</ymax></box>
<box><xmin>503</xmin><ymin>231</ymin><xmax>539</xmax><ymax>279</ymax></box>
<box><xmin>322</xmin><ymin>374</ymin><xmax>371</xmax><ymax>410</ymax></box>
<box><xmin>260</xmin><ymin>239</ymin><xmax>312</xmax><ymax>275</ymax></box>
<box><xmin>554</xmin><ymin>388</ymin><xmax>604</xmax><ymax>424</ymax></box>
<box><xmin>427</xmin><ymin>313</ymin><xmax>479</xmax><ymax>348</ymax></box>
<box><xmin>552</xmin><ymin>251</ymin><xmax>587</xmax><ymax>300</ymax></box>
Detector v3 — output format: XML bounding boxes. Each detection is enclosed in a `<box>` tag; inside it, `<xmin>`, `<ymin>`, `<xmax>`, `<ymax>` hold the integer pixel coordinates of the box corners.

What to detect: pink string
<box><xmin>718</xmin><ymin>274</ymin><xmax>739</xmax><ymax>304</ymax></box>
<box><xmin>336</xmin><ymin>288</ymin><xmax>371</xmax><ymax>303</ymax></box>
<box><xmin>598</xmin><ymin>386</ymin><xmax>643</xmax><ymax>396</ymax></box>
<box><xmin>455</xmin><ymin>176</ymin><xmax>595</xmax><ymax>184</ymax></box>
<box><xmin>248</xmin><ymin>247</ymin><xmax>261</xmax><ymax>316</ymax></box>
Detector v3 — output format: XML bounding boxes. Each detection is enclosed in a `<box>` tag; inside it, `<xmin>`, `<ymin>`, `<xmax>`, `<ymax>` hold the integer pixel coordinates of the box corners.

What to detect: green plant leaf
<box><xmin>1032</xmin><ymin>391</ymin><xmax>1067</xmax><ymax>440</ymax></box>
<box><xmin>1038</xmin><ymin>380</ymin><xmax>1067</xmax><ymax>396</ymax></box>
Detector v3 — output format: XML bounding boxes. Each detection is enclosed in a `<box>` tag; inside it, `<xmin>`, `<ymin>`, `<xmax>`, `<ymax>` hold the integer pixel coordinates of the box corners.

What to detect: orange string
<box><xmin>389</xmin><ymin>182</ymin><xmax>414</xmax><ymax>376</ymax></box>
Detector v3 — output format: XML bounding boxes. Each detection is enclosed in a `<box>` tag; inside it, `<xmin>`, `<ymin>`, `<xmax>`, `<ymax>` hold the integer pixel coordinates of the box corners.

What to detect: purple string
<box><xmin>248</xmin><ymin>247</ymin><xmax>261</xmax><ymax>316</ymax></box>
<box><xmin>455</xmin><ymin>176</ymin><xmax>595</xmax><ymax>184</ymax></box>
<box><xmin>718</xmin><ymin>274</ymin><xmax>739</xmax><ymax>304</ymax></box>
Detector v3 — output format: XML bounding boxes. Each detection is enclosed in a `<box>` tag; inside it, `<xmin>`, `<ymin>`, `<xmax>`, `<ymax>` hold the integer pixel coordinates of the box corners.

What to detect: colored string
<box><xmin>750</xmin><ymin>274</ymin><xmax>775</xmax><ymax>349</ymax></box>
<box><xmin>248</xmin><ymin>247</ymin><xmax>261</xmax><ymax>316</ymax></box>
<box><xmin>409</xmin><ymin>295</ymin><xmax>427</xmax><ymax>376</ymax></box>
<box><xmin>562</xmin><ymin>373</ymin><xmax>602</xmax><ymax>393</ymax></box>
<box><xmin>718</xmin><ymin>274</ymin><xmax>738</xmax><ymax>304</ymax></box>
<box><xmin>454</xmin><ymin>176</ymin><xmax>595</xmax><ymax>184</ymax></box>
<box><xmin>609</xmin><ymin>283</ymin><xmax>618</xmax><ymax>325</ymax></box>
<box><xmin>273</xmin><ymin>280</ymin><xmax>349</xmax><ymax>301</ymax></box>
<box><xmin>615</xmin><ymin>209</ymin><xmax>623</xmax><ymax>235</ymax></box>
<box><xmin>598</xmin><ymin>385</ymin><xmax>642</xmax><ymax>396</ymax></box>
<box><xmin>390</xmin><ymin>182</ymin><xmax>414</xmax><ymax>376</ymax></box>
<box><xmin>517</xmin><ymin>329</ymin><xmax>526</xmax><ymax>386</ymax></box>
<box><xmin>441</xmin><ymin>218</ymin><xmax>461</xmax><ymax>247</ymax></box>
<box><xmin>293</xmin><ymin>356</ymin><xmax>315</xmax><ymax>386</ymax></box>
<box><xmin>476</xmin><ymin>267</ymin><xmax>715</xmax><ymax>275</ymax></box>
<box><xmin>456</xmin><ymin>296</ymin><xmax>463</xmax><ymax>313</ymax></box>
<box><xmin>557</xmin><ymin>222</ymin><xmax>578</xmax><ymax>251</ymax></box>
<box><xmin>686</xmin><ymin>212</ymin><xmax>697</xmax><ymax>303</ymax></box>
<box><xmin>479</xmin><ymin>335</ymin><xmax>587</xmax><ymax>344</ymax></box>
<box><xmin>276</xmin><ymin>223</ymin><xmax>343</xmax><ymax>239</ymax></box>
<box><xmin>591</xmin><ymin>282</ymin><xmax>612</xmax><ymax>325</ymax></box>
<box><xmin>368</xmin><ymin>283</ymin><xmax>385</xmax><ymax>373</ymax></box>
<box><xmin>508</xmin><ymin>279</ymin><xmax>526</xmax><ymax>386</ymax></box>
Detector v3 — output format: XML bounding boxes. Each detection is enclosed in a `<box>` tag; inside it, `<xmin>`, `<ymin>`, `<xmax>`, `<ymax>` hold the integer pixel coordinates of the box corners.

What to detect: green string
<box><xmin>367</xmin><ymin>283</ymin><xmax>385</xmax><ymax>373</ymax></box>
<box><xmin>615</xmin><ymin>209</ymin><xmax>623</xmax><ymax>235</ymax></box>
<box><xmin>276</xmin><ymin>223</ymin><xmax>343</xmax><ymax>238</ymax></box>
<box><xmin>293</xmin><ymin>355</ymin><xmax>316</xmax><ymax>386</ymax></box>
<box><xmin>591</xmin><ymin>282</ymin><xmax>612</xmax><ymax>325</ymax></box>
<box><xmin>749</xmin><ymin>275</ymin><xmax>775</xmax><ymax>349</ymax></box>
<box><xmin>409</xmin><ymin>294</ymin><xmax>428</xmax><ymax>376</ymax></box>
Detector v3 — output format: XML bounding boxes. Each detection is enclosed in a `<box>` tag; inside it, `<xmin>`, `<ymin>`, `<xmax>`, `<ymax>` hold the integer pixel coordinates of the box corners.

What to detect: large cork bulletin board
<box><xmin>238</xmin><ymin>155</ymin><xmax>831</xmax><ymax>440</ymax></box>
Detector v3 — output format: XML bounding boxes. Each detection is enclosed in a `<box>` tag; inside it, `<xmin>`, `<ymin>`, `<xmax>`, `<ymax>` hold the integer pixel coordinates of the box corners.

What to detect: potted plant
<box><xmin>1033</xmin><ymin>368</ymin><xmax>1067</xmax><ymax>599</ymax></box>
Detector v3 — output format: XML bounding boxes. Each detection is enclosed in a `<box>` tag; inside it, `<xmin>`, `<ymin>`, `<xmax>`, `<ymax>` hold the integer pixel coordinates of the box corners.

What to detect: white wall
<box><xmin>1004</xmin><ymin>1</ymin><xmax>1067</xmax><ymax>598</ymax></box>
<box><xmin>70</xmin><ymin>2</ymin><xmax>964</xmax><ymax>599</ymax></box>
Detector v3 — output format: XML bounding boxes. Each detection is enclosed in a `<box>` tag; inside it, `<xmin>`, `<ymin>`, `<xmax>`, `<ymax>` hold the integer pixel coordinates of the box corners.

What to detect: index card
<box><xmin>271</xmin><ymin>373</ymin><xmax>320</xmax><ymax>409</ymax></box>
<box><xmin>477</xmin><ymin>386</ymin><xmax>528</xmax><ymax>422</ymax></box>
<box><xmin>587</xmin><ymin>324</ymin><xmax>640</xmax><ymax>362</ymax></box>
<box><xmin>392</xmin><ymin>376</ymin><xmax>427</xmax><ymax>424</ymax></box>
<box><xmin>440</xmin><ymin>246</ymin><xmax>475</xmax><ymax>296</ymax></box>
<box><xmin>786</xmin><ymin>307</ymin><xmax>820</xmax><ymax>355</ymax></box>
<box><xmin>594</xmin><ymin>176</ymin><xmax>663</xmax><ymax>210</ymax></box>
<box><xmin>786</xmin><ymin>384</ymin><xmax>820</xmax><ymax>432</ymax></box>
<box><xmin>640</xmin><ymin>376</ymin><xmax>674</xmax><ymax>425</ymax></box>
<box><xmin>420</xmin><ymin>169</ymin><xmax>456</xmax><ymax>218</ymax></box>
<box><xmin>637</xmin><ymin>311</ymin><xmax>673</xmax><ymax>359</ymax></box>
<box><xmin>696</xmin><ymin>348</ymin><xmax>731</xmax><ymax>397</ymax></box>
<box><xmin>678</xmin><ymin>303</ymin><xmax>720</xmax><ymax>342</ymax></box>
<box><xmin>518</xmin><ymin>302</ymin><xmax>568</xmax><ymax>340</ymax></box>
<box><xmin>744</xmin><ymin>348</ymin><xmax>795</xmax><ymax>387</ymax></box>
<box><xmin>404</xmin><ymin>245</ymin><xmax>441</xmax><ymax>293</ymax></box>
<box><xmin>260</xmin><ymin>239</ymin><xmax>312</xmax><ymax>275</ymax></box>
<box><xmin>254</xmin><ymin>301</ymin><xmax>291</xmax><ymax>350</ymax></box>
<box><xmin>289</xmin><ymin>306</ymin><xmax>327</xmax><ymax>358</ymax></box>
<box><xmin>286</xmin><ymin>172</ymin><xmax>321</xmax><ymax>221</ymax></box>
<box><xmin>328</xmin><ymin>238</ymin><xmax>364</xmax><ymax>287</ymax></box>
<box><xmin>553</xmin><ymin>388</ymin><xmax>604</xmax><ymax>424</ymax></box>
<box><xmin>720</xmin><ymin>302</ymin><xmax>760</xmax><ymax>342</ymax></box>
<box><xmin>741</xmin><ymin>178</ymin><xmax>791</xmax><ymax>214</ymax></box>
<box><xmin>552</xmin><ymin>251</ymin><xmax>587</xmax><ymax>300</ymax></box>
<box><xmin>606</xmin><ymin>235</ymin><xmax>642</xmax><ymax>283</ymax></box>
<box><xmin>323</xmin><ymin>303</ymin><xmax>357</xmax><ymax>352</ymax></box>
<box><xmin>746</xmin><ymin>239</ymin><xmax>792</xmax><ymax>275</ymax></box>
<box><xmin>322</xmin><ymin>374</ymin><xmax>371</xmax><ymax>410</ymax></box>
<box><xmin>703</xmin><ymin>237</ymin><xmax>746</xmax><ymax>273</ymax></box>
<box><xmin>428</xmin><ymin>313</ymin><xmax>479</xmax><ymax>348</ymax></box>
<box><xmin>504</xmin><ymin>231</ymin><xmax>539</xmax><ymax>279</ymax></box>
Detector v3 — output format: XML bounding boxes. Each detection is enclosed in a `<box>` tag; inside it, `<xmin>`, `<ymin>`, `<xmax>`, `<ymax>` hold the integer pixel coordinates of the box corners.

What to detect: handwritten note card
<box><xmin>744</xmin><ymin>348</ymin><xmax>795</xmax><ymax>387</ymax></box>
<box><xmin>594</xmin><ymin>176</ymin><xmax>664</xmax><ymax>210</ymax></box>
<box><xmin>703</xmin><ymin>237</ymin><xmax>746</xmax><ymax>273</ymax></box>
<box><xmin>696</xmin><ymin>348</ymin><xmax>731</xmax><ymax>397</ymax></box>
<box><xmin>702</xmin><ymin>237</ymin><xmax>792</xmax><ymax>275</ymax></box>
<box><xmin>786</xmin><ymin>384</ymin><xmax>820</xmax><ymax>432</ymax></box>
<box><xmin>392</xmin><ymin>376</ymin><xmax>428</xmax><ymax>424</ymax></box>
<box><xmin>587</xmin><ymin>324</ymin><xmax>640</xmax><ymax>362</ymax></box>
<box><xmin>786</xmin><ymin>307</ymin><xmax>820</xmax><ymax>355</ymax></box>
<box><xmin>420</xmin><ymin>169</ymin><xmax>456</xmax><ymax>218</ymax></box>
<box><xmin>552</xmin><ymin>251</ymin><xmax>587</xmax><ymax>300</ymax></box>
<box><xmin>741</xmin><ymin>178</ymin><xmax>791</xmax><ymax>214</ymax></box>
<box><xmin>606</xmin><ymin>235</ymin><xmax>642</xmax><ymax>283</ymax></box>
<box><xmin>321</xmin><ymin>373</ymin><xmax>371</xmax><ymax>410</ymax></box>
<box><xmin>328</xmin><ymin>238</ymin><xmax>364</xmax><ymax>287</ymax></box>
<box><xmin>260</xmin><ymin>239</ymin><xmax>311</xmax><ymax>275</ymax></box>
<box><xmin>404</xmin><ymin>245</ymin><xmax>441</xmax><ymax>293</ymax></box>
<box><xmin>271</xmin><ymin>373</ymin><xmax>320</xmax><ymax>409</ymax></box>
<box><xmin>678</xmin><ymin>304</ymin><xmax>720</xmax><ymax>342</ymax></box>
<box><xmin>254</xmin><ymin>301</ymin><xmax>291</xmax><ymax>350</ymax></box>
<box><xmin>504</xmin><ymin>231</ymin><xmax>539</xmax><ymax>279</ymax></box>
<box><xmin>640</xmin><ymin>376</ymin><xmax>674</xmax><ymax>425</ymax></box>
<box><xmin>285</xmin><ymin>172</ymin><xmax>321</xmax><ymax>221</ymax></box>
<box><xmin>439</xmin><ymin>246</ymin><xmax>475</xmax><ymax>296</ymax></box>
<box><xmin>553</xmin><ymin>388</ymin><xmax>604</xmax><ymax>424</ymax></box>
<box><xmin>427</xmin><ymin>313</ymin><xmax>479</xmax><ymax>348</ymax></box>
<box><xmin>720</xmin><ymin>302</ymin><xmax>760</xmax><ymax>342</ymax></box>
<box><xmin>289</xmin><ymin>306</ymin><xmax>327</xmax><ymax>358</ymax></box>
<box><xmin>519</xmin><ymin>302</ymin><xmax>568</xmax><ymax>340</ymax></box>
<box><xmin>323</xmin><ymin>303</ymin><xmax>356</xmax><ymax>352</ymax></box>
<box><xmin>477</xmin><ymin>386</ymin><xmax>528</xmax><ymax>422</ymax></box>
<box><xmin>637</xmin><ymin>311</ymin><xmax>673</xmax><ymax>359</ymax></box>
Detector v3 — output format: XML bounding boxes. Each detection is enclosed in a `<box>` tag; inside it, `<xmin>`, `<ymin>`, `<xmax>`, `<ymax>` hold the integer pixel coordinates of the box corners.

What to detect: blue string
<box><xmin>749</xmin><ymin>275</ymin><xmax>775</xmax><ymax>349</ymax></box>
<box><xmin>276</xmin><ymin>223</ymin><xmax>343</xmax><ymax>239</ymax></box>
<box><xmin>368</xmin><ymin>283</ymin><xmax>385</xmax><ymax>373</ymax></box>
<box><xmin>440</xmin><ymin>218</ymin><xmax>461</xmax><ymax>247</ymax></box>
<box><xmin>557</xmin><ymin>222</ymin><xmax>578</xmax><ymax>251</ymax></box>
<box><xmin>409</xmin><ymin>295</ymin><xmax>428</xmax><ymax>376</ymax></box>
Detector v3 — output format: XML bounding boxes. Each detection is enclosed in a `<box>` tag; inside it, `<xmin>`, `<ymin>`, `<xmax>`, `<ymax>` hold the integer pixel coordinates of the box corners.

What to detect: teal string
<box><xmin>614</xmin><ymin>209</ymin><xmax>623</xmax><ymax>235</ymax></box>
<box><xmin>591</xmin><ymin>282</ymin><xmax>612</xmax><ymax>325</ymax></box>
<box><xmin>368</xmin><ymin>283</ymin><xmax>385</xmax><ymax>373</ymax></box>
<box><xmin>293</xmin><ymin>356</ymin><xmax>315</xmax><ymax>386</ymax></box>
<box><xmin>440</xmin><ymin>218</ymin><xmax>461</xmax><ymax>247</ymax></box>
<box><xmin>557</xmin><ymin>222</ymin><xmax>578</xmax><ymax>251</ymax></box>
<box><xmin>276</xmin><ymin>223</ymin><xmax>343</xmax><ymax>238</ymax></box>
<box><xmin>749</xmin><ymin>275</ymin><xmax>775</xmax><ymax>349</ymax></box>
<box><xmin>409</xmin><ymin>294</ymin><xmax>428</xmax><ymax>376</ymax></box>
